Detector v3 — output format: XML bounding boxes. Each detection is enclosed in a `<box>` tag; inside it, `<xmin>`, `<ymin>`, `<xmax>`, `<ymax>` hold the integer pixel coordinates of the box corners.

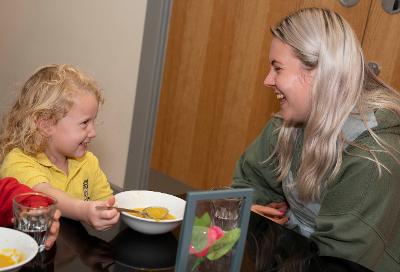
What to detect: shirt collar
<box><xmin>35</xmin><ymin>152</ymin><xmax>87</xmax><ymax>171</ymax></box>
<box><xmin>342</xmin><ymin>111</ymin><xmax>377</xmax><ymax>143</ymax></box>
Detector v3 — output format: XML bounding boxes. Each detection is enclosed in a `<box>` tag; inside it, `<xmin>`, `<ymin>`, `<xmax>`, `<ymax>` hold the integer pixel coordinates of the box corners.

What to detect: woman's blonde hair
<box><xmin>270</xmin><ymin>8</ymin><xmax>400</xmax><ymax>201</ymax></box>
<box><xmin>0</xmin><ymin>64</ymin><xmax>104</xmax><ymax>161</ymax></box>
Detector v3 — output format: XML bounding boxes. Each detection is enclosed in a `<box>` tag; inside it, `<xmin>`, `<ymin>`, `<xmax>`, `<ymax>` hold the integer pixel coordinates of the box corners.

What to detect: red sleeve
<box><xmin>0</xmin><ymin>177</ymin><xmax>33</xmax><ymax>227</ymax></box>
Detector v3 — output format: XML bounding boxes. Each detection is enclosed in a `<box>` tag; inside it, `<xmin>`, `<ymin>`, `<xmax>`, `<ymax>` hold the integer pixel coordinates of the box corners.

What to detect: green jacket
<box><xmin>232</xmin><ymin>110</ymin><xmax>400</xmax><ymax>271</ymax></box>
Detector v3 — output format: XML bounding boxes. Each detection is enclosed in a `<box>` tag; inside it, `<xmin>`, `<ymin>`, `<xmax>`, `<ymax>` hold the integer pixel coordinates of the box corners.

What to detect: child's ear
<box><xmin>36</xmin><ymin>117</ymin><xmax>54</xmax><ymax>137</ymax></box>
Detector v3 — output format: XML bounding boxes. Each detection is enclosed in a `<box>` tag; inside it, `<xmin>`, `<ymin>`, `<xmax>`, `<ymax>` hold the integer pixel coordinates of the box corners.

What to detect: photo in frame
<box><xmin>175</xmin><ymin>188</ymin><xmax>253</xmax><ymax>272</ymax></box>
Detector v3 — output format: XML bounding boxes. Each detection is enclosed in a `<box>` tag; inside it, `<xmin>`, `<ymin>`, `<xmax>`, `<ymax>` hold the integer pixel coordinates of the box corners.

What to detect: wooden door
<box><xmin>151</xmin><ymin>0</ymin><xmax>371</xmax><ymax>190</ymax></box>
<box><xmin>362</xmin><ymin>0</ymin><xmax>400</xmax><ymax>90</ymax></box>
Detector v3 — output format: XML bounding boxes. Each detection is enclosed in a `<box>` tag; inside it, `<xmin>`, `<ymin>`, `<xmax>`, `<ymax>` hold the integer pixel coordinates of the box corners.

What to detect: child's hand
<box><xmin>251</xmin><ymin>202</ymin><xmax>289</xmax><ymax>225</ymax></box>
<box><xmin>84</xmin><ymin>196</ymin><xmax>120</xmax><ymax>231</ymax></box>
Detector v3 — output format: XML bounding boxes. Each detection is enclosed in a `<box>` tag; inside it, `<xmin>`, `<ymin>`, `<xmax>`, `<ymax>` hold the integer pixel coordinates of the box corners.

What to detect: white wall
<box><xmin>0</xmin><ymin>0</ymin><xmax>147</xmax><ymax>188</ymax></box>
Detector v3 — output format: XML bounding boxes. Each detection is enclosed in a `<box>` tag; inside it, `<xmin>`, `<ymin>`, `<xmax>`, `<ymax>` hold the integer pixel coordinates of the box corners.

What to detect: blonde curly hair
<box><xmin>0</xmin><ymin>64</ymin><xmax>104</xmax><ymax>161</ymax></box>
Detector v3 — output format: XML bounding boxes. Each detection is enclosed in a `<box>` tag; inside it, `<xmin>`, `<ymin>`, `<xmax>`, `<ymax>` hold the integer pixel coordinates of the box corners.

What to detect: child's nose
<box><xmin>88</xmin><ymin>124</ymin><xmax>96</xmax><ymax>138</ymax></box>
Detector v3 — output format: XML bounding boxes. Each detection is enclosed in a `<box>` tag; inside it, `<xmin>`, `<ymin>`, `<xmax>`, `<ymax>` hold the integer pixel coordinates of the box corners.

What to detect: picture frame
<box><xmin>175</xmin><ymin>188</ymin><xmax>253</xmax><ymax>272</ymax></box>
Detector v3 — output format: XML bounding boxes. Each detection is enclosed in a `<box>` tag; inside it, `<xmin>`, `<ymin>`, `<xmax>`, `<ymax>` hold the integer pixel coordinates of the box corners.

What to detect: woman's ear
<box><xmin>299</xmin><ymin>67</ymin><xmax>316</xmax><ymax>86</ymax></box>
<box><xmin>36</xmin><ymin>117</ymin><xmax>54</xmax><ymax>137</ymax></box>
<box><xmin>303</xmin><ymin>68</ymin><xmax>316</xmax><ymax>85</ymax></box>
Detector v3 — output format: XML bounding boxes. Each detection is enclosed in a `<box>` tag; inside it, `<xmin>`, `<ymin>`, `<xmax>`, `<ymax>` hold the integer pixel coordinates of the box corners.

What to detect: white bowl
<box><xmin>115</xmin><ymin>190</ymin><xmax>186</xmax><ymax>235</ymax></box>
<box><xmin>0</xmin><ymin>227</ymin><xmax>38</xmax><ymax>272</ymax></box>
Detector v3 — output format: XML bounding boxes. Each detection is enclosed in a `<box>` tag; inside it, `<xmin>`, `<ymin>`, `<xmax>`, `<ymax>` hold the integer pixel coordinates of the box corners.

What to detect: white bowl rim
<box><xmin>115</xmin><ymin>190</ymin><xmax>185</xmax><ymax>223</ymax></box>
<box><xmin>0</xmin><ymin>227</ymin><xmax>38</xmax><ymax>272</ymax></box>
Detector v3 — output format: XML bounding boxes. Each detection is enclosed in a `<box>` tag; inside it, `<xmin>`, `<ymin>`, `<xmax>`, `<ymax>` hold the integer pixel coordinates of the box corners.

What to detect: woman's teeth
<box><xmin>277</xmin><ymin>93</ymin><xmax>284</xmax><ymax>100</ymax></box>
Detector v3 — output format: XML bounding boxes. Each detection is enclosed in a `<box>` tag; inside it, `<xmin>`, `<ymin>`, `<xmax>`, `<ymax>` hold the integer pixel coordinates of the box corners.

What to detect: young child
<box><xmin>0</xmin><ymin>64</ymin><xmax>119</xmax><ymax>231</ymax></box>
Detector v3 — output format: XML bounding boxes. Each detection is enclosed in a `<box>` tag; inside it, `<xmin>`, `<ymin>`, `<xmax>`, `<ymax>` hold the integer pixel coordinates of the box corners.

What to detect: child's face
<box><xmin>46</xmin><ymin>91</ymin><xmax>99</xmax><ymax>161</ymax></box>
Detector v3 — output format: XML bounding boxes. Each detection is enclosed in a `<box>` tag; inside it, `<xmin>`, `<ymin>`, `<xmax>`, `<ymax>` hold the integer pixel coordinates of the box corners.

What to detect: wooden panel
<box><xmin>362</xmin><ymin>1</ymin><xmax>400</xmax><ymax>91</ymax></box>
<box><xmin>151</xmin><ymin>0</ymin><xmax>371</xmax><ymax>190</ymax></box>
<box><xmin>293</xmin><ymin>0</ymin><xmax>371</xmax><ymax>41</ymax></box>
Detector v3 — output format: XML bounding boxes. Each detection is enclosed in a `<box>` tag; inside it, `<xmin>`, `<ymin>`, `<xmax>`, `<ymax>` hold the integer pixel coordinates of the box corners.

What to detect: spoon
<box><xmin>95</xmin><ymin>205</ymin><xmax>169</xmax><ymax>220</ymax></box>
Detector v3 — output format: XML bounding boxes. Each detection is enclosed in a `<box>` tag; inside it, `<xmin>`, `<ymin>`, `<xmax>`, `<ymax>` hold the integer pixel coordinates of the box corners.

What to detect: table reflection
<box><xmin>55</xmin><ymin>218</ymin><xmax>177</xmax><ymax>272</ymax></box>
<box><xmin>110</xmin><ymin>227</ymin><xmax>177</xmax><ymax>271</ymax></box>
<box><xmin>19</xmin><ymin>212</ymin><xmax>372</xmax><ymax>271</ymax></box>
<box><xmin>244</xmin><ymin>212</ymin><xmax>318</xmax><ymax>271</ymax></box>
<box><xmin>56</xmin><ymin>217</ymin><xmax>114</xmax><ymax>271</ymax></box>
<box><xmin>243</xmin><ymin>212</ymin><xmax>372</xmax><ymax>272</ymax></box>
<box><xmin>20</xmin><ymin>244</ymin><xmax>56</xmax><ymax>272</ymax></box>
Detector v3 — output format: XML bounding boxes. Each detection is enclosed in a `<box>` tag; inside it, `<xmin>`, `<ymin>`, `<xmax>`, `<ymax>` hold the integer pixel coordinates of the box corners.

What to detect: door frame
<box><xmin>123</xmin><ymin>0</ymin><xmax>172</xmax><ymax>190</ymax></box>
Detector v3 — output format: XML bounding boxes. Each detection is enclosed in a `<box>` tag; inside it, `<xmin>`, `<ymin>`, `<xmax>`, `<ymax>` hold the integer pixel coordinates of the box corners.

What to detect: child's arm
<box><xmin>33</xmin><ymin>183</ymin><xmax>120</xmax><ymax>231</ymax></box>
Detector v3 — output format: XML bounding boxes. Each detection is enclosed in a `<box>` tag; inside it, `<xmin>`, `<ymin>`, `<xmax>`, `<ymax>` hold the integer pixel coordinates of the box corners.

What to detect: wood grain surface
<box><xmin>151</xmin><ymin>0</ymin><xmax>383</xmax><ymax>190</ymax></box>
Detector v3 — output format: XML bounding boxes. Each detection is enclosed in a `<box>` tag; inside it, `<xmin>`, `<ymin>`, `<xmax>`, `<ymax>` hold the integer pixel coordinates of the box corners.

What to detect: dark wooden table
<box><xmin>242</xmin><ymin>212</ymin><xmax>373</xmax><ymax>272</ymax></box>
<box><xmin>18</xmin><ymin>211</ymin><xmax>372</xmax><ymax>272</ymax></box>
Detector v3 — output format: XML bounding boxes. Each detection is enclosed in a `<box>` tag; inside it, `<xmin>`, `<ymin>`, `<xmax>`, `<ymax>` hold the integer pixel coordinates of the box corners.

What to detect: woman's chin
<box><xmin>280</xmin><ymin>111</ymin><xmax>306</xmax><ymax>124</ymax></box>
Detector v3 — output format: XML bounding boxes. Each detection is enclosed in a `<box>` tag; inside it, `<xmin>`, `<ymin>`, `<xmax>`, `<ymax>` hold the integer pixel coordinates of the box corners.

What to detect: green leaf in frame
<box><xmin>191</xmin><ymin>226</ymin><xmax>210</xmax><ymax>252</ymax></box>
<box><xmin>193</xmin><ymin>212</ymin><xmax>211</xmax><ymax>227</ymax></box>
<box><xmin>206</xmin><ymin>228</ymin><xmax>241</xmax><ymax>261</ymax></box>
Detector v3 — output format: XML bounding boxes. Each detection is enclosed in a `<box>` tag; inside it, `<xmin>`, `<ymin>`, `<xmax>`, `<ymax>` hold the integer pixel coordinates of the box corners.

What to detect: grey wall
<box><xmin>0</xmin><ymin>0</ymin><xmax>147</xmax><ymax>189</ymax></box>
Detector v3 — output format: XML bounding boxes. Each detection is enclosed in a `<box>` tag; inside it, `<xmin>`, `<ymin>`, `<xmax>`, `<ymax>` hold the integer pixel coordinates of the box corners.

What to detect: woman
<box><xmin>232</xmin><ymin>8</ymin><xmax>400</xmax><ymax>271</ymax></box>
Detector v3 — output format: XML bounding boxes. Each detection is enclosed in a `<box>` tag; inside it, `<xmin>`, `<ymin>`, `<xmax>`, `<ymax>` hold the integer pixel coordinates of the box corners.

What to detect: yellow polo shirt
<box><xmin>0</xmin><ymin>148</ymin><xmax>113</xmax><ymax>201</ymax></box>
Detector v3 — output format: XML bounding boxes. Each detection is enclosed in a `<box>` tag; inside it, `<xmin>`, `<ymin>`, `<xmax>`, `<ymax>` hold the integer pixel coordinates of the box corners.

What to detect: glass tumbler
<box><xmin>210</xmin><ymin>187</ymin><xmax>243</xmax><ymax>231</ymax></box>
<box><xmin>13</xmin><ymin>192</ymin><xmax>57</xmax><ymax>252</ymax></box>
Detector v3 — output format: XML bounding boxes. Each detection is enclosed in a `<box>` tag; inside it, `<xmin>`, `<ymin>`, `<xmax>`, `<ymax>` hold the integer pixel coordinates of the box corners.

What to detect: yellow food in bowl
<box><xmin>0</xmin><ymin>248</ymin><xmax>25</xmax><ymax>268</ymax></box>
<box><xmin>128</xmin><ymin>208</ymin><xmax>176</xmax><ymax>220</ymax></box>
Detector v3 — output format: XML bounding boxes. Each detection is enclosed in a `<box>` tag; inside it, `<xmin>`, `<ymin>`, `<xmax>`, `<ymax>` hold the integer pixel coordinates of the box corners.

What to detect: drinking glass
<box><xmin>210</xmin><ymin>187</ymin><xmax>243</xmax><ymax>231</ymax></box>
<box><xmin>13</xmin><ymin>192</ymin><xmax>57</xmax><ymax>252</ymax></box>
